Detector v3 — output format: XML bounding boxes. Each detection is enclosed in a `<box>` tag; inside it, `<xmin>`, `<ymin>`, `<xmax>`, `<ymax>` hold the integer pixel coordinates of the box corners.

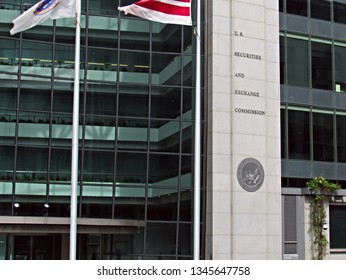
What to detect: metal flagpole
<box><xmin>193</xmin><ymin>0</ymin><xmax>201</xmax><ymax>260</ymax></box>
<box><xmin>69</xmin><ymin>0</ymin><xmax>81</xmax><ymax>260</ymax></box>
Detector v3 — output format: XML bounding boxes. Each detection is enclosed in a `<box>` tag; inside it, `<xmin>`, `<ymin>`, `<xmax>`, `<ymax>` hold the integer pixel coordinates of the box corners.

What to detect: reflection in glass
<box><xmin>114</xmin><ymin>186</ymin><xmax>145</xmax><ymax>219</ymax></box>
<box><xmin>116</xmin><ymin>152</ymin><xmax>147</xmax><ymax>184</ymax></box>
<box><xmin>118</xmin><ymin>85</ymin><xmax>148</xmax><ymax>117</ymax></box>
<box><xmin>16</xmin><ymin>147</ymin><xmax>48</xmax><ymax>181</ymax></box>
<box><xmin>149</xmin><ymin>154</ymin><xmax>179</xmax><ymax>187</ymax></box>
<box><xmin>313</xmin><ymin>112</ymin><xmax>333</xmax><ymax>161</ymax></box>
<box><xmin>150</xmin><ymin>120</ymin><xmax>180</xmax><ymax>153</ymax></box>
<box><xmin>337</xmin><ymin>114</ymin><xmax>346</xmax><ymax>162</ymax></box>
<box><xmin>147</xmin><ymin>187</ymin><xmax>178</xmax><ymax>221</ymax></box>
<box><xmin>335</xmin><ymin>45</ymin><xmax>346</xmax><ymax>92</ymax></box>
<box><xmin>286</xmin><ymin>0</ymin><xmax>307</xmax><ymax>16</ymax></box>
<box><xmin>288</xmin><ymin>110</ymin><xmax>310</xmax><ymax>160</ymax></box>
<box><xmin>145</xmin><ymin>223</ymin><xmax>177</xmax><ymax>255</ymax></box>
<box><xmin>0</xmin><ymin>39</ymin><xmax>20</xmax><ymax>73</ymax></box>
<box><xmin>334</xmin><ymin>1</ymin><xmax>346</xmax><ymax>24</ymax></box>
<box><xmin>287</xmin><ymin>37</ymin><xmax>309</xmax><ymax>87</ymax></box>
<box><xmin>311</xmin><ymin>41</ymin><xmax>332</xmax><ymax>90</ymax></box>
<box><xmin>310</xmin><ymin>0</ymin><xmax>330</xmax><ymax>21</ymax></box>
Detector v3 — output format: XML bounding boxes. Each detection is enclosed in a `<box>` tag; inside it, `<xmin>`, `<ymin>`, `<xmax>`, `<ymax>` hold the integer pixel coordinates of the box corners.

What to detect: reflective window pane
<box><xmin>286</xmin><ymin>0</ymin><xmax>307</xmax><ymax>16</ymax></box>
<box><xmin>334</xmin><ymin>1</ymin><xmax>346</xmax><ymax>24</ymax></box>
<box><xmin>310</xmin><ymin>0</ymin><xmax>331</xmax><ymax>21</ymax></box>
<box><xmin>330</xmin><ymin>206</ymin><xmax>346</xmax><ymax>249</ymax></box>
<box><xmin>313</xmin><ymin>112</ymin><xmax>333</xmax><ymax>161</ymax></box>
<box><xmin>287</xmin><ymin>37</ymin><xmax>309</xmax><ymax>87</ymax></box>
<box><xmin>311</xmin><ymin>41</ymin><xmax>332</xmax><ymax>90</ymax></box>
<box><xmin>337</xmin><ymin>114</ymin><xmax>346</xmax><ymax>162</ymax></box>
<box><xmin>0</xmin><ymin>39</ymin><xmax>19</xmax><ymax>73</ymax></box>
<box><xmin>288</xmin><ymin>110</ymin><xmax>310</xmax><ymax>160</ymax></box>
<box><xmin>335</xmin><ymin>45</ymin><xmax>346</xmax><ymax>92</ymax></box>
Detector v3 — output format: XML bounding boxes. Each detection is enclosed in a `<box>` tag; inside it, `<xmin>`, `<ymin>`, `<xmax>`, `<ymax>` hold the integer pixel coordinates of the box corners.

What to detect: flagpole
<box><xmin>69</xmin><ymin>0</ymin><xmax>81</xmax><ymax>260</ymax></box>
<box><xmin>193</xmin><ymin>0</ymin><xmax>201</xmax><ymax>260</ymax></box>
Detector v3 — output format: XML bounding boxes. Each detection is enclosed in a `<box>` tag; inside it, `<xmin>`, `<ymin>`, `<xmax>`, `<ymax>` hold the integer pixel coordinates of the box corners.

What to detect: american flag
<box><xmin>118</xmin><ymin>0</ymin><xmax>192</xmax><ymax>26</ymax></box>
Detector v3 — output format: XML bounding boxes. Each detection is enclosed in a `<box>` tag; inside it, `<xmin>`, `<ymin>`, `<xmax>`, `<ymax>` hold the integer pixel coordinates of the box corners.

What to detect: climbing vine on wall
<box><xmin>306</xmin><ymin>177</ymin><xmax>340</xmax><ymax>260</ymax></box>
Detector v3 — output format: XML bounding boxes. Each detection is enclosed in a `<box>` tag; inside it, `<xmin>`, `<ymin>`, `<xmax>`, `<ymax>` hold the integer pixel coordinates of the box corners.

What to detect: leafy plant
<box><xmin>306</xmin><ymin>177</ymin><xmax>340</xmax><ymax>260</ymax></box>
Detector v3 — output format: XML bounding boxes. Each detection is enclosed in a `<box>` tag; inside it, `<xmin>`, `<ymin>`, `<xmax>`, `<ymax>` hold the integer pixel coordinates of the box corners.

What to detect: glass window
<box><xmin>89</xmin><ymin>0</ymin><xmax>119</xmax><ymax>15</ymax></box>
<box><xmin>334</xmin><ymin>0</ymin><xmax>346</xmax><ymax>24</ymax></box>
<box><xmin>147</xmin><ymin>187</ymin><xmax>178</xmax><ymax>221</ymax></box>
<box><xmin>0</xmin><ymin>109</ymin><xmax>16</xmax><ymax>144</ymax></box>
<box><xmin>0</xmin><ymin>145</ymin><xmax>14</xmax><ymax>180</ymax></box>
<box><xmin>18</xmin><ymin>112</ymin><xmax>50</xmax><ymax>146</ymax></box>
<box><xmin>150</xmin><ymin>120</ymin><xmax>180</xmax><ymax>153</ymax></box>
<box><xmin>16</xmin><ymin>147</ymin><xmax>48</xmax><ymax>181</ymax></box>
<box><xmin>88</xmin><ymin>16</ymin><xmax>118</xmax><ymax>48</ymax></box>
<box><xmin>151</xmin><ymin>86</ymin><xmax>181</xmax><ymax>119</ymax></box>
<box><xmin>330</xmin><ymin>205</ymin><xmax>346</xmax><ymax>249</ymax></box>
<box><xmin>84</xmin><ymin>116</ymin><xmax>116</xmax><ymax>149</ymax></box>
<box><xmin>152</xmin><ymin>53</ymin><xmax>181</xmax><ymax>86</ymax></box>
<box><xmin>48</xmin><ymin>184</ymin><xmax>73</xmax><ymax>217</ymax></box>
<box><xmin>54</xmin><ymin>44</ymin><xmax>85</xmax><ymax>79</ymax></box>
<box><xmin>149</xmin><ymin>154</ymin><xmax>179</xmax><ymax>187</ymax></box>
<box><xmin>120</xmin><ymin>18</ymin><xmax>150</xmax><ymax>51</ymax></box>
<box><xmin>183</xmin><ymin>55</ymin><xmax>194</xmax><ymax>87</ymax></box>
<box><xmin>55</xmin><ymin>17</ymin><xmax>81</xmax><ymax>45</ymax></box>
<box><xmin>119</xmin><ymin>51</ymin><xmax>149</xmax><ymax>84</ymax></box>
<box><xmin>101</xmin><ymin>232</ymin><xmax>144</xmax><ymax>260</ymax></box>
<box><xmin>114</xmin><ymin>186</ymin><xmax>145</xmax><ymax>219</ymax></box>
<box><xmin>116</xmin><ymin>152</ymin><xmax>147</xmax><ymax>184</ymax></box>
<box><xmin>83</xmin><ymin>150</ymin><xmax>114</xmax><ymax>183</ymax></box>
<box><xmin>183</xmin><ymin>25</ymin><xmax>193</xmax><ymax>52</ymax></box>
<box><xmin>81</xmin><ymin>186</ymin><xmax>113</xmax><ymax>219</ymax></box>
<box><xmin>287</xmin><ymin>37</ymin><xmax>309</xmax><ymax>87</ymax></box>
<box><xmin>152</xmin><ymin>24</ymin><xmax>182</xmax><ymax>53</ymax></box>
<box><xmin>288</xmin><ymin>109</ymin><xmax>310</xmax><ymax>160</ymax></box>
<box><xmin>286</xmin><ymin>0</ymin><xmax>308</xmax><ymax>16</ymax></box>
<box><xmin>118</xmin><ymin>85</ymin><xmax>148</xmax><ymax>117</ymax></box>
<box><xmin>336</xmin><ymin>114</ymin><xmax>346</xmax><ymax>162</ymax></box>
<box><xmin>0</xmin><ymin>39</ymin><xmax>19</xmax><ymax>73</ymax></box>
<box><xmin>117</xmin><ymin>118</ymin><xmax>148</xmax><ymax>151</ymax></box>
<box><xmin>87</xmin><ymin>48</ymin><xmax>117</xmax><ymax>82</ymax></box>
<box><xmin>313</xmin><ymin>111</ymin><xmax>333</xmax><ymax>161</ymax></box>
<box><xmin>86</xmin><ymin>83</ymin><xmax>117</xmax><ymax>116</ymax></box>
<box><xmin>335</xmin><ymin>45</ymin><xmax>346</xmax><ymax>92</ymax></box>
<box><xmin>178</xmin><ymin>223</ymin><xmax>192</xmax><ymax>256</ymax></box>
<box><xmin>145</xmin><ymin>223</ymin><xmax>177</xmax><ymax>255</ymax></box>
<box><xmin>279</xmin><ymin>0</ymin><xmax>284</xmax><ymax>12</ymax></box>
<box><xmin>281</xmin><ymin>108</ymin><xmax>286</xmax><ymax>158</ymax></box>
<box><xmin>52</xmin><ymin>81</ymin><xmax>74</xmax><ymax>113</ymax></box>
<box><xmin>21</xmin><ymin>41</ymin><xmax>53</xmax><ymax>77</ymax></box>
<box><xmin>311</xmin><ymin>41</ymin><xmax>332</xmax><ymax>90</ymax></box>
<box><xmin>310</xmin><ymin>0</ymin><xmax>331</xmax><ymax>21</ymax></box>
<box><xmin>50</xmin><ymin>148</ymin><xmax>71</xmax><ymax>182</ymax></box>
<box><xmin>280</xmin><ymin>36</ymin><xmax>286</xmax><ymax>84</ymax></box>
<box><xmin>19</xmin><ymin>80</ymin><xmax>51</xmax><ymax>111</ymax></box>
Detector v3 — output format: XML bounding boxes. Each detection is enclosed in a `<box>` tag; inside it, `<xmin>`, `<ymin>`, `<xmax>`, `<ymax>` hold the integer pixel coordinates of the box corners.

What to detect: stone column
<box><xmin>205</xmin><ymin>0</ymin><xmax>282</xmax><ymax>260</ymax></box>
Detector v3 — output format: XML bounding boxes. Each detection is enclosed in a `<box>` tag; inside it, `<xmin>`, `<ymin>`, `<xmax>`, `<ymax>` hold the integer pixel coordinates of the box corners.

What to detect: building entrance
<box><xmin>0</xmin><ymin>234</ymin><xmax>63</xmax><ymax>260</ymax></box>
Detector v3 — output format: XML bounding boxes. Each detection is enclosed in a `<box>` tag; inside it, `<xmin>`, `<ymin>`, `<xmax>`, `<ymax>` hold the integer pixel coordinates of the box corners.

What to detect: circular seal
<box><xmin>34</xmin><ymin>0</ymin><xmax>60</xmax><ymax>15</ymax></box>
<box><xmin>237</xmin><ymin>158</ymin><xmax>264</xmax><ymax>192</ymax></box>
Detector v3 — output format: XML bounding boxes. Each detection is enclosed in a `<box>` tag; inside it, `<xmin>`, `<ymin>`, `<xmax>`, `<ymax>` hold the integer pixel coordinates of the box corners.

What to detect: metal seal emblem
<box><xmin>34</xmin><ymin>0</ymin><xmax>60</xmax><ymax>15</ymax></box>
<box><xmin>237</xmin><ymin>158</ymin><xmax>264</xmax><ymax>192</ymax></box>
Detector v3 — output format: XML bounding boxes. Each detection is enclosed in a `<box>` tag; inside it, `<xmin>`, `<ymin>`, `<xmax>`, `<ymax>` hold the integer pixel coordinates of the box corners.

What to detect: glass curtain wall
<box><xmin>0</xmin><ymin>0</ymin><xmax>204</xmax><ymax>259</ymax></box>
<box><xmin>282</xmin><ymin>0</ymin><xmax>346</xmax><ymax>24</ymax></box>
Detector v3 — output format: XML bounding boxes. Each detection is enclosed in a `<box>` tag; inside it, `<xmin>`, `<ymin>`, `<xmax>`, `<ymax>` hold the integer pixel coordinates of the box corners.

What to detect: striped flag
<box><xmin>118</xmin><ymin>0</ymin><xmax>192</xmax><ymax>26</ymax></box>
<box><xmin>10</xmin><ymin>0</ymin><xmax>76</xmax><ymax>35</ymax></box>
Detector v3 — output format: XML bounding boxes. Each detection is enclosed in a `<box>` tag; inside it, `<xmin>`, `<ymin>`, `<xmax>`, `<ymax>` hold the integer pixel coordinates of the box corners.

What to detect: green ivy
<box><xmin>306</xmin><ymin>177</ymin><xmax>340</xmax><ymax>260</ymax></box>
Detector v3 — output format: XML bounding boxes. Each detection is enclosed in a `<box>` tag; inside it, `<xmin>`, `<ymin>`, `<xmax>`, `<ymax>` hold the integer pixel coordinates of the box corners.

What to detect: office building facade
<box><xmin>0</xmin><ymin>0</ymin><xmax>345</xmax><ymax>260</ymax></box>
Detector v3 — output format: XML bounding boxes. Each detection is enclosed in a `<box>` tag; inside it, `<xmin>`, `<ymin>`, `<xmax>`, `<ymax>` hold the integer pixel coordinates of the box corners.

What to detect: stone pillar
<box><xmin>205</xmin><ymin>0</ymin><xmax>282</xmax><ymax>259</ymax></box>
